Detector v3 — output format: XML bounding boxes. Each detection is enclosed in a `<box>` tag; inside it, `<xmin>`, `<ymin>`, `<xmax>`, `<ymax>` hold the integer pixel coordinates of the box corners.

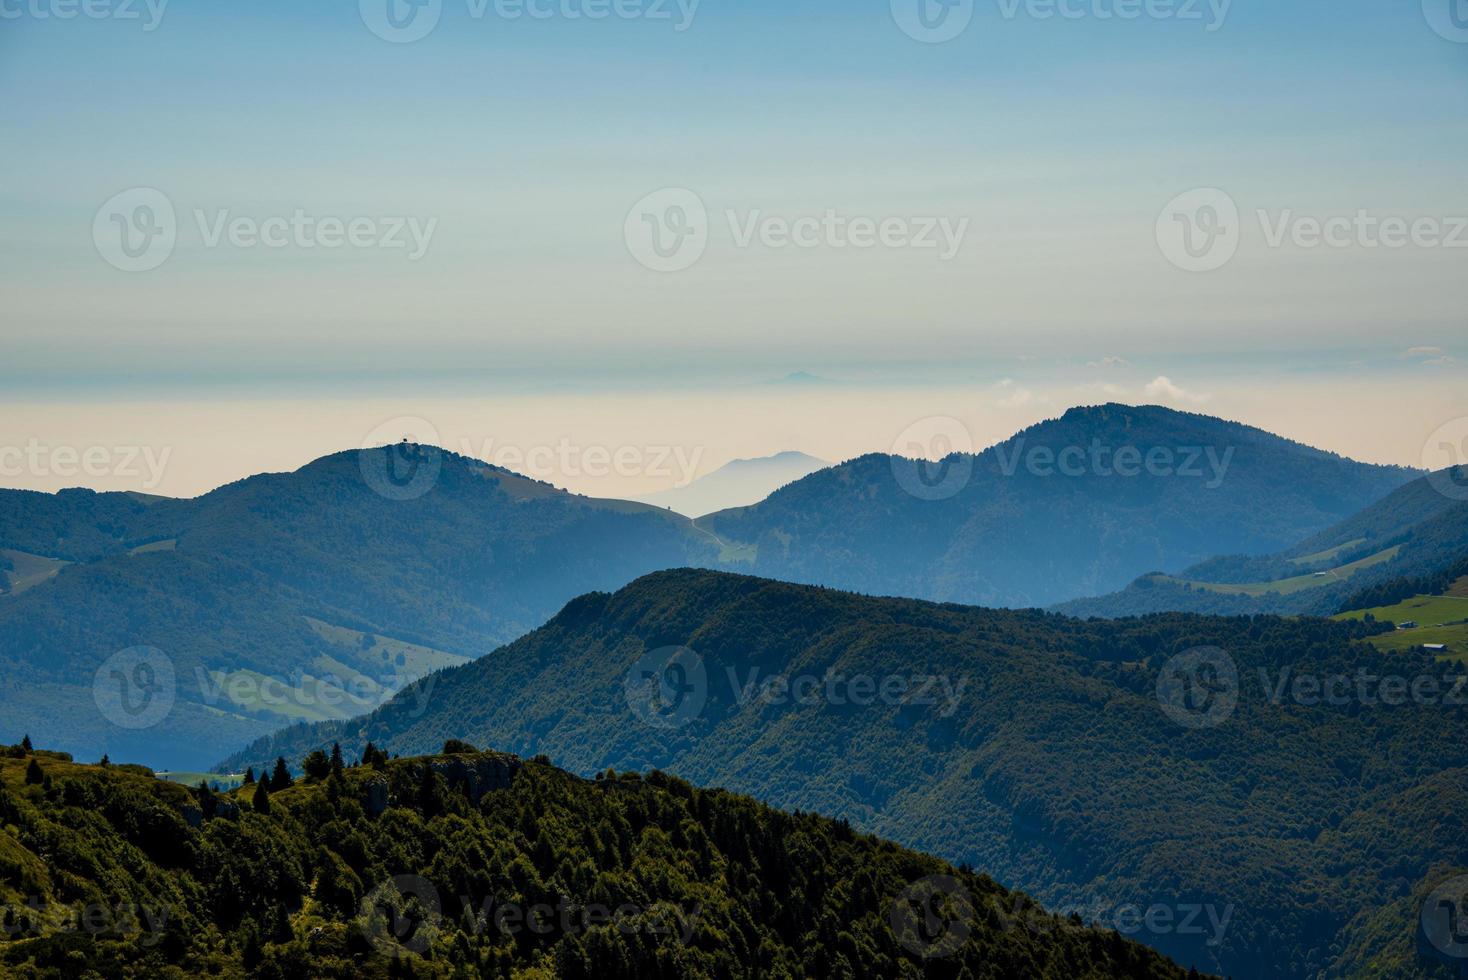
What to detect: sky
<box><xmin>1</xmin><ymin>0</ymin><xmax>1466</xmax><ymax>497</ymax></box>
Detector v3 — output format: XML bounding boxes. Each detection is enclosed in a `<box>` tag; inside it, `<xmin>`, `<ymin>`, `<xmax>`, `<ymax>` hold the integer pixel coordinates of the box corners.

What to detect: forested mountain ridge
<box><xmin>703</xmin><ymin>404</ymin><xmax>1417</xmax><ymax>608</ymax></box>
<box><xmin>1056</xmin><ymin>467</ymin><xmax>1468</xmax><ymax>619</ymax></box>
<box><xmin>0</xmin><ymin>741</ymin><xmax>1199</xmax><ymax>979</ymax></box>
<box><xmin>0</xmin><ymin>446</ymin><xmax>715</xmax><ymax>770</ymax></box>
<box><xmin>224</xmin><ymin>568</ymin><xmax>1468</xmax><ymax>979</ymax></box>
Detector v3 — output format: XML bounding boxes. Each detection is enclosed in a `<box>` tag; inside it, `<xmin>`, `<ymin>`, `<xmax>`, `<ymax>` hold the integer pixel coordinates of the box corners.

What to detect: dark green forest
<box><xmin>227</xmin><ymin>569</ymin><xmax>1468</xmax><ymax>978</ymax></box>
<box><xmin>0</xmin><ymin>743</ymin><xmax>1196</xmax><ymax>979</ymax></box>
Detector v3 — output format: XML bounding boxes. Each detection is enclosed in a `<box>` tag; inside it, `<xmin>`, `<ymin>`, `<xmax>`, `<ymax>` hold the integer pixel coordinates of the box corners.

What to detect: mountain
<box><xmin>702</xmin><ymin>404</ymin><xmax>1418</xmax><ymax>608</ymax></box>
<box><xmin>0</xmin><ymin>445</ymin><xmax>716</xmax><ymax>770</ymax></box>
<box><xmin>1056</xmin><ymin>466</ymin><xmax>1468</xmax><ymax>619</ymax></box>
<box><xmin>633</xmin><ymin>451</ymin><xmax>828</xmax><ymax>518</ymax></box>
<box><xmin>0</xmin><ymin>742</ymin><xmax>1196</xmax><ymax>980</ymax></box>
<box><xmin>222</xmin><ymin>568</ymin><xmax>1468</xmax><ymax>979</ymax></box>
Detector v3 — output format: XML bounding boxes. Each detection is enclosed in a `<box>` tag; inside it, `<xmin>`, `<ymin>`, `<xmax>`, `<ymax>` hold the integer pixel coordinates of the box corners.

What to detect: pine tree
<box><xmin>252</xmin><ymin>778</ymin><xmax>271</xmax><ymax>814</ymax></box>
<box><xmin>20</xmin><ymin>734</ymin><xmax>32</xmax><ymax>752</ymax></box>
<box><xmin>243</xmin><ymin>767</ymin><xmax>255</xmax><ymax>785</ymax></box>
<box><xmin>24</xmin><ymin>759</ymin><xmax>43</xmax><ymax>784</ymax></box>
<box><xmin>271</xmin><ymin>757</ymin><xmax>292</xmax><ymax>790</ymax></box>
<box><xmin>330</xmin><ymin>742</ymin><xmax>344</xmax><ymax>777</ymax></box>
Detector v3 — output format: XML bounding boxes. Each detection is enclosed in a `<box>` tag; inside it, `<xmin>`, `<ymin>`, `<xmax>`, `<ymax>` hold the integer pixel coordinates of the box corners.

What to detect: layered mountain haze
<box><xmin>0</xmin><ymin>446</ymin><xmax>716</xmax><ymax>769</ymax></box>
<box><xmin>1058</xmin><ymin>466</ymin><xmax>1468</xmax><ymax>619</ymax></box>
<box><xmin>633</xmin><ymin>451</ymin><xmax>827</xmax><ymax>518</ymax></box>
<box><xmin>225</xmin><ymin>568</ymin><xmax>1468</xmax><ymax>979</ymax></box>
<box><xmin>704</xmin><ymin>404</ymin><xmax>1418</xmax><ymax>608</ymax></box>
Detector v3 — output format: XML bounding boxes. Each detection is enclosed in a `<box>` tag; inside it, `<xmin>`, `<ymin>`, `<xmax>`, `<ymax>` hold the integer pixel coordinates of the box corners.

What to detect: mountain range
<box><xmin>223</xmin><ymin>568</ymin><xmax>1468</xmax><ymax>979</ymax></box>
<box><xmin>1057</xmin><ymin>466</ymin><xmax>1468</xmax><ymax>619</ymax></box>
<box><xmin>0</xmin><ymin>407</ymin><xmax>1428</xmax><ymax>770</ymax></box>
<box><xmin>0</xmin><ymin>446</ymin><xmax>715</xmax><ymax>769</ymax></box>
<box><xmin>704</xmin><ymin>404</ymin><xmax>1418</xmax><ymax>608</ymax></box>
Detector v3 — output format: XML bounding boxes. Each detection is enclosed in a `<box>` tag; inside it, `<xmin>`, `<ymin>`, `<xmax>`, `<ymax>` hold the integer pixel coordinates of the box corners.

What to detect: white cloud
<box><xmin>1403</xmin><ymin>346</ymin><xmax>1445</xmax><ymax>358</ymax></box>
<box><xmin>1143</xmin><ymin>376</ymin><xmax>1208</xmax><ymax>404</ymax></box>
<box><xmin>1088</xmin><ymin>355</ymin><xmax>1129</xmax><ymax>369</ymax></box>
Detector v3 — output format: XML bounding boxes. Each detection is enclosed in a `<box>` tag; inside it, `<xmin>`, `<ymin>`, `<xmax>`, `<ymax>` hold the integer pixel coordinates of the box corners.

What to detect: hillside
<box><xmin>703</xmin><ymin>404</ymin><xmax>1416</xmax><ymax>608</ymax></box>
<box><xmin>223</xmin><ymin>569</ymin><xmax>1468</xmax><ymax>979</ymax></box>
<box><xmin>1057</xmin><ymin>467</ymin><xmax>1468</xmax><ymax>619</ymax></box>
<box><xmin>0</xmin><ymin>741</ymin><xmax>1195</xmax><ymax>979</ymax></box>
<box><xmin>0</xmin><ymin>446</ymin><xmax>716</xmax><ymax>770</ymax></box>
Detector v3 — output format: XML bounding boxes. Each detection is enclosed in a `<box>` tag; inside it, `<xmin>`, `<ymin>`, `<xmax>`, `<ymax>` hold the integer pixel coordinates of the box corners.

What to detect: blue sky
<box><xmin>1</xmin><ymin>0</ymin><xmax>1466</xmax><ymax>491</ymax></box>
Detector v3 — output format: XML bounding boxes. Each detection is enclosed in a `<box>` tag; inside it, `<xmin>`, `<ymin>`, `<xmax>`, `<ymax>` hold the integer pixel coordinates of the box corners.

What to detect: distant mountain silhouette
<box><xmin>704</xmin><ymin>404</ymin><xmax>1417</xmax><ymax>607</ymax></box>
<box><xmin>633</xmin><ymin>451</ymin><xmax>828</xmax><ymax>517</ymax></box>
